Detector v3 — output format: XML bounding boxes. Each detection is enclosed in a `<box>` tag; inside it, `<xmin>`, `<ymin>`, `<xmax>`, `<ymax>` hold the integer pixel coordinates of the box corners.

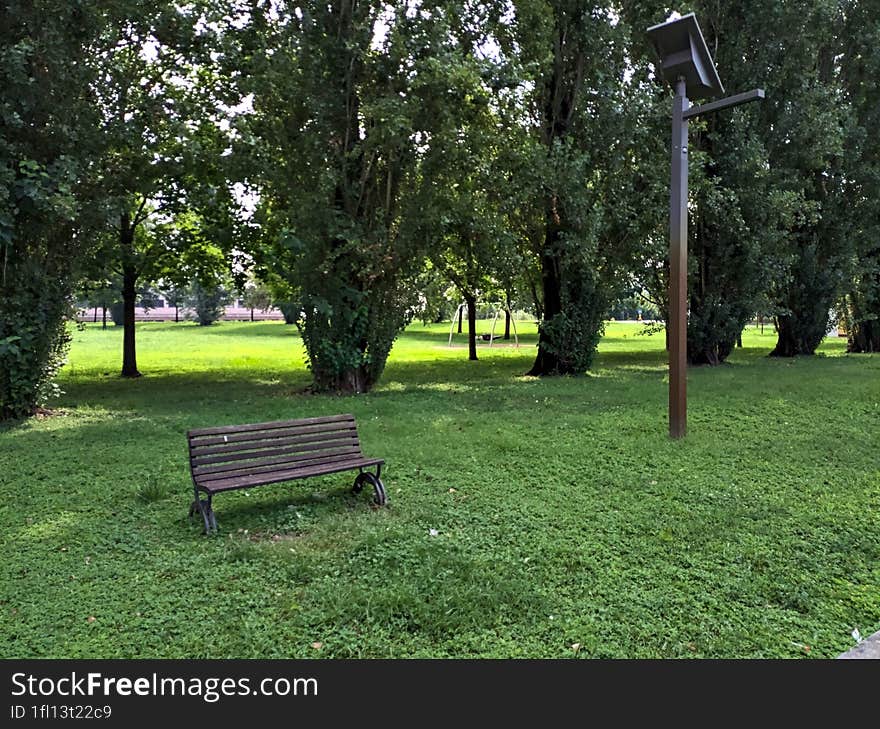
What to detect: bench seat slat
<box><xmin>199</xmin><ymin>457</ymin><xmax>384</xmax><ymax>493</ymax></box>
<box><xmin>189</xmin><ymin>422</ymin><xmax>358</xmax><ymax>449</ymax></box>
<box><xmin>190</xmin><ymin>426</ymin><xmax>358</xmax><ymax>459</ymax></box>
<box><xmin>196</xmin><ymin>450</ymin><xmax>368</xmax><ymax>486</ymax></box>
<box><xmin>193</xmin><ymin>445</ymin><xmax>364</xmax><ymax>479</ymax></box>
<box><xmin>190</xmin><ymin>434</ymin><xmax>359</xmax><ymax>468</ymax></box>
<box><xmin>188</xmin><ymin>413</ymin><xmax>354</xmax><ymax>438</ymax></box>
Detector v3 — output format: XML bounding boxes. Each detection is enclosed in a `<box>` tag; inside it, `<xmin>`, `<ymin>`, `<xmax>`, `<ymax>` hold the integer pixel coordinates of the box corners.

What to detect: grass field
<box><xmin>1</xmin><ymin>319</ymin><xmax>878</xmax><ymax>658</ymax></box>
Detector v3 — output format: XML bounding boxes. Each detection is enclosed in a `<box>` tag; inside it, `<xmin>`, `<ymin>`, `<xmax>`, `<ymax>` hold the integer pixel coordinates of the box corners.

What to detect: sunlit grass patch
<box><xmin>0</xmin><ymin>319</ymin><xmax>876</xmax><ymax>658</ymax></box>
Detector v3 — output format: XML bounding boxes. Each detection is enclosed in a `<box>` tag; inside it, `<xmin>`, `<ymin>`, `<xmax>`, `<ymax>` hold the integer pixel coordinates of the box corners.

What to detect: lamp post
<box><xmin>646</xmin><ymin>13</ymin><xmax>764</xmax><ymax>439</ymax></box>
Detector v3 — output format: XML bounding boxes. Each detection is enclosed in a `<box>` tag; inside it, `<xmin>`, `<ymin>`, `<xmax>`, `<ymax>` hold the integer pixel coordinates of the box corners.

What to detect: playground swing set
<box><xmin>447</xmin><ymin>302</ymin><xmax>519</xmax><ymax>348</ymax></box>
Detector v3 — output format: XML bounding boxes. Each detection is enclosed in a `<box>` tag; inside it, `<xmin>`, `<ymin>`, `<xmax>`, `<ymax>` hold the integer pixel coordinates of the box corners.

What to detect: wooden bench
<box><xmin>186</xmin><ymin>414</ymin><xmax>386</xmax><ymax>534</ymax></box>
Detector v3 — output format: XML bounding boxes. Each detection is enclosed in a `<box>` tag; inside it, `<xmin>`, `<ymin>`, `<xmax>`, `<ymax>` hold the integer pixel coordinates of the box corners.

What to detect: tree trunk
<box><xmin>457</xmin><ymin>304</ymin><xmax>463</xmax><ymax>334</ymax></box>
<box><xmin>770</xmin><ymin>314</ymin><xmax>824</xmax><ymax>357</ymax></box>
<box><xmin>527</xmin><ymin>229</ymin><xmax>565</xmax><ymax>376</ymax></box>
<box><xmin>847</xmin><ymin>319</ymin><xmax>880</xmax><ymax>353</ymax></box>
<box><xmin>528</xmin><ymin>277</ymin><xmax>543</xmax><ymax>322</ymax></box>
<box><xmin>504</xmin><ymin>291</ymin><xmax>511</xmax><ymax>340</ymax></box>
<box><xmin>737</xmin><ymin>332</ymin><xmax>743</xmax><ymax>348</ymax></box>
<box><xmin>315</xmin><ymin>364</ymin><xmax>371</xmax><ymax>394</ymax></box>
<box><xmin>689</xmin><ymin>340</ymin><xmax>733</xmax><ymax>366</ymax></box>
<box><xmin>465</xmin><ymin>294</ymin><xmax>478</xmax><ymax>361</ymax></box>
<box><xmin>174</xmin><ymin>305</ymin><xmax>179</xmax><ymax>323</ymax></box>
<box><xmin>250</xmin><ymin>307</ymin><xmax>254</xmax><ymax>322</ymax></box>
<box><xmin>121</xmin><ymin>267</ymin><xmax>140</xmax><ymax>377</ymax></box>
<box><xmin>120</xmin><ymin>217</ymin><xmax>141</xmax><ymax>378</ymax></box>
<box><xmin>102</xmin><ymin>306</ymin><xmax>107</xmax><ymax>330</ymax></box>
<box><xmin>93</xmin><ymin>307</ymin><xmax>97</xmax><ymax>323</ymax></box>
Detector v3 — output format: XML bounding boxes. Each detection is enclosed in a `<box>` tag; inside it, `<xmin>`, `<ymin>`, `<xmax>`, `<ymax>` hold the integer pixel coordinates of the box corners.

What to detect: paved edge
<box><xmin>837</xmin><ymin>630</ymin><xmax>880</xmax><ymax>659</ymax></box>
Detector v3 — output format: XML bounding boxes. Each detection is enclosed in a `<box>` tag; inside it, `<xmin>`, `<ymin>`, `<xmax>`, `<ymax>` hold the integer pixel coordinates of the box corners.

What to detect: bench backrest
<box><xmin>187</xmin><ymin>414</ymin><xmax>363</xmax><ymax>482</ymax></box>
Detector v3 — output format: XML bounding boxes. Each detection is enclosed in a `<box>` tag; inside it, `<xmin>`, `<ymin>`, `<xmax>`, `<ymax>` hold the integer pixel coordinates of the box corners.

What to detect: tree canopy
<box><xmin>2</xmin><ymin>0</ymin><xmax>878</xmax><ymax>416</ymax></box>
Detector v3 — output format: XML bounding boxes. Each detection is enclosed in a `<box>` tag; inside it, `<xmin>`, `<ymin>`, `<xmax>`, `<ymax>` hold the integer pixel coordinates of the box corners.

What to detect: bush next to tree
<box><xmin>513</xmin><ymin>3</ymin><xmax>656</xmax><ymax>376</ymax></box>
<box><xmin>0</xmin><ymin>1</ymin><xmax>103</xmax><ymax>419</ymax></box>
<box><xmin>239</xmin><ymin>2</ymin><xmax>451</xmax><ymax>392</ymax></box>
<box><xmin>186</xmin><ymin>279</ymin><xmax>230</xmax><ymax>326</ymax></box>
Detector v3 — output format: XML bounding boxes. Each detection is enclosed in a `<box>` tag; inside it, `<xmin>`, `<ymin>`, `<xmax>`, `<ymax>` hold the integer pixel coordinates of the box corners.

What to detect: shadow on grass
<box><xmin>201</xmin><ymin>483</ymin><xmax>372</xmax><ymax>532</ymax></box>
<box><xmin>38</xmin><ymin>334</ymin><xmax>872</xmax><ymax>431</ymax></box>
<box><xmin>184</xmin><ymin>321</ymin><xmax>301</xmax><ymax>338</ymax></box>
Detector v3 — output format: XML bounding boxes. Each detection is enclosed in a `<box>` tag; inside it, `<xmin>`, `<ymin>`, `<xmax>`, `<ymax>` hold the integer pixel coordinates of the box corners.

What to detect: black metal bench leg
<box><xmin>188</xmin><ymin>488</ymin><xmax>217</xmax><ymax>534</ymax></box>
<box><xmin>205</xmin><ymin>495</ymin><xmax>217</xmax><ymax>533</ymax></box>
<box><xmin>352</xmin><ymin>471</ymin><xmax>387</xmax><ymax>507</ymax></box>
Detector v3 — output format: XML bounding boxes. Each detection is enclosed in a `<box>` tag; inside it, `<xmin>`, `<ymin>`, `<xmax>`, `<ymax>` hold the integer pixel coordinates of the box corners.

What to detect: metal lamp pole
<box><xmin>647</xmin><ymin>13</ymin><xmax>765</xmax><ymax>439</ymax></box>
<box><xmin>669</xmin><ymin>76</ymin><xmax>689</xmax><ymax>439</ymax></box>
<box><xmin>665</xmin><ymin>84</ymin><xmax>764</xmax><ymax>439</ymax></box>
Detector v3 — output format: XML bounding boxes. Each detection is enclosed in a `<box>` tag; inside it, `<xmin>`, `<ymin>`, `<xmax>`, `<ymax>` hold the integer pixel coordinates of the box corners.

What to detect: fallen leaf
<box><xmin>311</xmin><ymin>642</ymin><xmax>323</xmax><ymax>650</ymax></box>
<box><xmin>571</xmin><ymin>643</ymin><xmax>581</xmax><ymax>653</ymax></box>
<box><xmin>87</xmin><ymin>616</ymin><xmax>96</xmax><ymax>623</ymax></box>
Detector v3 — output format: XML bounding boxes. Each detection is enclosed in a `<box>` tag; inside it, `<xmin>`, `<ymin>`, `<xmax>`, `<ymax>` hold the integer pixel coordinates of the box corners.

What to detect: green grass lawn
<box><xmin>1</xmin><ymin>319</ymin><xmax>878</xmax><ymax>658</ymax></box>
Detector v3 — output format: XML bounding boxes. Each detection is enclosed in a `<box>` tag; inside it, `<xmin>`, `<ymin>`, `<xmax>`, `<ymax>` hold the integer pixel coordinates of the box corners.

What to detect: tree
<box><xmin>841</xmin><ymin>0</ymin><xmax>880</xmax><ymax>353</ymax></box>
<box><xmin>238</xmin><ymin>2</ymin><xmax>462</xmax><ymax>392</ymax></box>
<box><xmin>411</xmin><ymin>23</ymin><xmax>516</xmax><ymax>361</ymax></box>
<box><xmin>622</xmin><ymin>2</ymin><xmax>789</xmax><ymax>365</ymax></box>
<box><xmin>158</xmin><ymin>279</ymin><xmax>187</xmax><ymax>323</ymax></box>
<box><xmin>624</xmin><ymin>1</ymin><xmax>856</xmax><ymax>362</ymax></box>
<box><xmin>682</xmin><ymin>4</ymin><xmax>783</xmax><ymax>365</ymax></box>
<box><xmin>259</xmin><ymin>272</ymin><xmax>299</xmax><ymax>325</ymax></box>
<box><xmin>240</xmin><ymin>277</ymin><xmax>272</xmax><ymax>321</ymax></box>
<box><xmin>186</xmin><ymin>277</ymin><xmax>230</xmax><ymax>326</ymax></box>
<box><xmin>512</xmin><ymin>1</ymin><xmax>655</xmax><ymax>376</ymax></box>
<box><xmin>90</xmin><ymin>0</ymin><xmax>234</xmax><ymax>376</ymax></box>
<box><xmin>759</xmin><ymin>1</ymin><xmax>855</xmax><ymax>357</ymax></box>
<box><xmin>0</xmin><ymin>1</ymin><xmax>105</xmax><ymax>419</ymax></box>
<box><xmin>412</xmin><ymin>264</ymin><xmax>457</xmax><ymax>326</ymax></box>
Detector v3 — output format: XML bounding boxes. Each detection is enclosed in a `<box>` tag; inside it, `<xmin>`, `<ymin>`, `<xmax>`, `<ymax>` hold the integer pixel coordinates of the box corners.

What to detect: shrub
<box><xmin>186</xmin><ymin>279</ymin><xmax>230</xmax><ymax>326</ymax></box>
<box><xmin>0</xmin><ymin>262</ymin><xmax>72</xmax><ymax>419</ymax></box>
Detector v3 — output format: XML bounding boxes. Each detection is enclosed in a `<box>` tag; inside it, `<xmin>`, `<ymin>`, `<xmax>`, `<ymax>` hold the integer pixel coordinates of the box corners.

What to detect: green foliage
<box><xmin>1</xmin><ymin>321</ymin><xmax>876</xmax><ymax>657</ymax></box>
<box><xmin>841</xmin><ymin>0</ymin><xmax>880</xmax><ymax>354</ymax></box>
<box><xmin>0</xmin><ymin>1</ymin><xmax>104</xmax><ymax>419</ymax></box>
<box><xmin>0</xmin><ymin>264</ymin><xmax>72</xmax><ymax>418</ymax></box>
<box><xmin>109</xmin><ymin>301</ymin><xmax>125</xmax><ymax>327</ymax></box>
<box><xmin>536</xmin><ymin>226</ymin><xmax>609</xmax><ymax>373</ymax></box>
<box><xmin>623</xmin><ymin>1</ymin><xmax>866</xmax><ymax>362</ymax></box>
<box><xmin>750</xmin><ymin>0</ymin><xmax>856</xmax><ymax>357</ymax></box>
<box><xmin>413</xmin><ymin>266</ymin><xmax>457</xmax><ymax>325</ymax></box>
<box><xmin>240</xmin><ymin>279</ymin><xmax>272</xmax><ymax>314</ymax></box>
<box><xmin>84</xmin><ymin>0</ymin><xmax>239</xmax><ymax>374</ymax></box>
<box><xmin>257</xmin><ymin>273</ymin><xmax>299</xmax><ymax>325</ymax></box>
<box><xmin>186</xmin><ymin>279</ymin><xmax>230</xmax><ymax>326</ymax></box>
<box><xmin>238</xmin><ymin>2</ymin><xmax>461</xmax><ymax>392</ymax></box>
<box><xmin>406</xmin><ymin>14</ymin><xmax>522</xmax><ymax>359</ymax></box>
<box><xmin>512</xmin><ymin>2</ymin><xmax>659</xmax><ymax>375</ymax></box>
<box><xmin>844</xmin><ymin>251</ymin><xmax>880</xmax><ymax>353</ymax></box>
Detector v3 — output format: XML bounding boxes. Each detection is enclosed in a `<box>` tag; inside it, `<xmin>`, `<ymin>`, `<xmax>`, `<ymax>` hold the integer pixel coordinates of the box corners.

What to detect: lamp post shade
<box><xmin>647</xmin><ymin>13</ymin><xmax>724</xmax><ymax>99</ymax></box>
